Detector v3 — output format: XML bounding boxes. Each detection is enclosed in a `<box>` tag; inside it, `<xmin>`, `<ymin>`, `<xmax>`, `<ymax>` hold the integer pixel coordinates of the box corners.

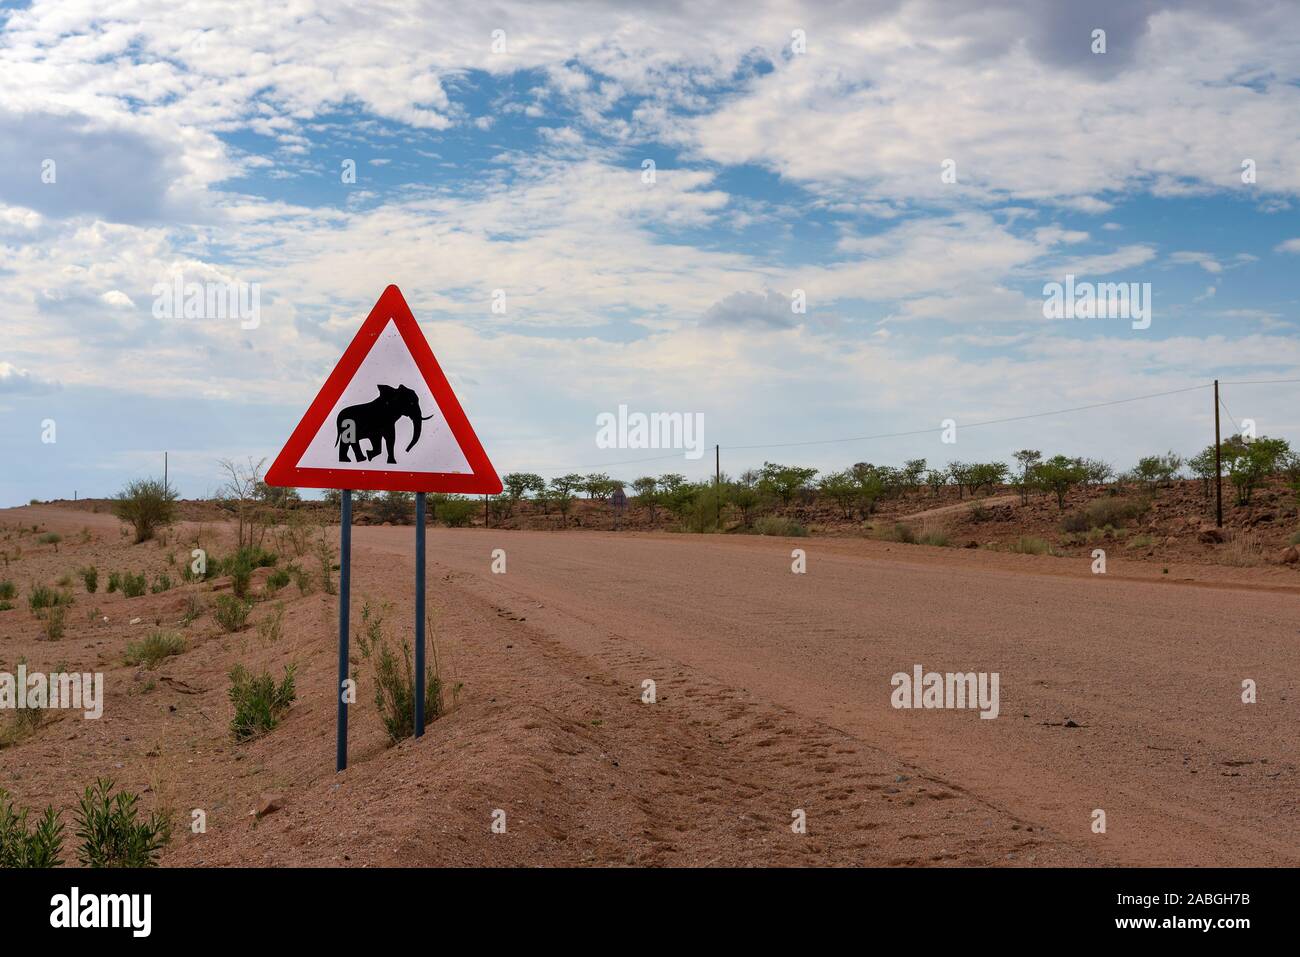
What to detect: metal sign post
<box><xmin>414</xmin><ymin>492</ymin><xmax>427</xmax><ymax>738</ymax></box>
<box><xmin>337</xmin><ymin>489</ymin><xmax>352</xmax><ymax>772</ymax></box>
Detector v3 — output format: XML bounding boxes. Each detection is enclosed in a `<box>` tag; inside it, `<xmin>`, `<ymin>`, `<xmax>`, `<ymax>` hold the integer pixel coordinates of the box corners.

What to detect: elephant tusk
<box><xmin>421</xmin><ymin>414</ymin><xmax>435</xmax><ymax>420</ymax></box>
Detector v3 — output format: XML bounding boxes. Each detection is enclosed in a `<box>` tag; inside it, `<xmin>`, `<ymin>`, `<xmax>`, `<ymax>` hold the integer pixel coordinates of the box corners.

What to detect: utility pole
<box><xmin>484</xmin><ymin>494</ymin><xmax>489</xmax><ymax>528</ymax></box>
<box><xmin>164</xmin><ymin>452</ymin><xmax>169</xmax><ymax>498</ymax></box>
<box><xmin>715</xmin><ymin>444</ymin><xmax>721</xmax><ymax>529</ymax></box>
<box><xmin>1214</xmin><ymin>379</ymin><xmax>1223</xmax><ymax>528</ymax></box>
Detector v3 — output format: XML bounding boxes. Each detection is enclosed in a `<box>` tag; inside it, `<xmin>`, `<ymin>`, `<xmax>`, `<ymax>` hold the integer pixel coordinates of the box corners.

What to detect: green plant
<box><xmin>120</xmin><ymin>572</ymin><xmax>147</xmax><ymax>598</ymax></box>
<box><xmin>917</xmin><ymin>527</ymin><xmax>950</xmax><ymax>547</ymax></box>
<box><xmin>314</xmin><ymin>532</ymin><xmax>336</xmax><ymax>596</ymax></box>
<box><xmin>28</xmin><ymin>584</ymin><xmax>73</xmax><ymax>613</ymax></box>
<box><xmin>80</xmin><ymin>567</ymin><xmax>98</xmax><ymax>593</ymax></box>
<box><xmin>1061</xmin><ymin>497</ymin><xmax>1149</xmax><ymax>532</ymax></box>
<box><xmin>750</xmin><ymin>515</ymin><xmax>809</xmax><ymax>537</ymax></box>
<box><xmin>891</xmin><ymin>522</ymin><xmax>917</xmax><ymax>544</ymax></box>
<box><xmin>257</xmin><ymin>603</ymin><xmax>285</xmax><ymax>645</ymax></box>
<box><xmin>1009</xmin><ymin>536</ymin><xmax>1053</xmax><ymax>555</ymax></box>
<box><xmin>0</xmin><ymin>788</ymin><xmax>64</xmax><ymax>867</ymax></box>
<box><xmin>150</xmin><ymin>572</ymin><xmax>172</xmax><ymax>594</ymax></box>
<box><xmin>440</xmin><ymin>496</ymin><xmax>477</xmax><ymax>528</ymax></box>
<box><xmin>0</xmin><ymin>580</ymin><xmax>15</xmax><ymax>601</ymax></box>
<box><xmin>265</xmin><ymin>567</ymin><xmax>290</xmax><ymax>594</ymax></box>
<box><xmin>213</xmin><ymin>594</ymin><xmax>251</xmax><ymax>632</ymax></box>
<box><xmin>355</xmin><ymin>605</ymin><xmax>447</xmax><ymax>745</ymax></box>
<box><xmin>180</xmin><ymin>593</ymin><xmax>205</xmax><ymax>626</ymax></box>
<box><xmin>112</xmin><ymin>478</ymin><xmax>177</xmax><ymax>544</ymax></box>
<box><xmin>124</xmin><ymin>631</ymin><xmax>187</xmax><ymax>668</ymax></box>
<box><xmin>38</xmin><ymin>532</ymin><xmax>62</xmax><ymax>552</ymax></box>
<box><xmin>228</xmin><ymin>663</ymin><xmax>297</xmax><ymax>741</ymax></box>
<box><xmin>73</xmin><ymin>778</ymin><xmax>169</xmax><ymax>867</ymax></box>
<box><xmin>42</xmin><ymin>604</ymin><xmax>66</xmax><ymax>640</ymax></box>
<box><xmin>107</xmin><ymin>571</ymin><xmax>122</xmax><ymax>593</ymax></box>
<box><xmin>290</xmin><ymin>564</ymin><xmax>313</xmax><ymax>595</ymax></box>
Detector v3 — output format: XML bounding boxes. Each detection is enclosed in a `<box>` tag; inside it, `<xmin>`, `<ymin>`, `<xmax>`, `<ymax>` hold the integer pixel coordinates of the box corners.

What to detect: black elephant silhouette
<box><xmin>335</xmin><ymin>384</ymin><xmax>435</xmax><ymax>464</ymax></box>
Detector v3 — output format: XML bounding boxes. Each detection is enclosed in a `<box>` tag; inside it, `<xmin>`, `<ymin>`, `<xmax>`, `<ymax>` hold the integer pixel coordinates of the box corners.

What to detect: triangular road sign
<box><xmin>265</xmin><ymin>285</ymin><xmax>502</xmax><ymax>494</ymax></box>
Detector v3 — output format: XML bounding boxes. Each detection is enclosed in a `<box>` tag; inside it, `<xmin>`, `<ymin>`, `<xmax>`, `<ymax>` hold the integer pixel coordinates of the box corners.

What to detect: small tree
<box><xmin>550</xmin><ymin>474</ymin><xmax>582</xmax><ymax>525</ymax></box>
<box><xmin>501</xmin><ymin>472</ymin><xmax>545</xmax><ymax>516</ymax></box>
<box><xmin>818</xmin><ymin>470</ymin><xmax>860</xmax><ymax>519</ymax></box>
<box><xmin>1223</xmin><ymin>436</ymin><xmax>1290</xmax><ymax>506</ymax></box>
<box><xmin>1188</xmin><ymin>446</ymin><xmax>1218</xmax><ymax>500</ymax></box>
<box><xmin>112</xmin><ymin>478</ymin><xmax>177</xmax><ymax>544</ymax></box>
<box><xmin>217</xmin><ymin>457</ymin><xmax>268</xmax><ymax>551</ymax></box>
<box><xmin>758</xmin><ymin>462</ymin><xmax>818</xmax><ymax>507</ymax></box>
<box><xmin>1034</xmin><ymin>455</ymin><xmax>1088</xmax><ymax>510</ymax></box>
<box><xmin>632</xmin><ymin>477</ymin><xmax>659</xmax><ymax>522</ymax></box>
<box><xmin>1013</xmin><ymin>450</ymin><xmax>1041</xmax><ymax>505</ymax></box>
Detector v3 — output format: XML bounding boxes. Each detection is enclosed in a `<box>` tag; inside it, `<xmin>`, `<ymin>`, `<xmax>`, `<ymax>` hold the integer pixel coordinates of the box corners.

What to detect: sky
<box><xmin>0</xmin><ymin>0</ymin><xmax>1298</xmax><ymax>505</ymax></box>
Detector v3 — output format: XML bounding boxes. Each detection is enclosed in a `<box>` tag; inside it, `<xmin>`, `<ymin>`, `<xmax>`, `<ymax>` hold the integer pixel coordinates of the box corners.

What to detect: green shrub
<box><xmin>42</xmin><ymin>605</ymin><xmax>66</xmax><ymax>640</ymax></box>
<box><xmin>38</xmin><ymin>532</ymin><xmax>62</xmax><ymax>551</ymax></box>
<box><xmin>355</xmin><ymin>605</ymin><xmax>447</xmax><ymax>745</ymax></box>
<box><xmin>1061</xmin><ymin>497</ymin><xmax>1149</xmax><ymax>533</ymax></box>
<box><xmin>1009</xmin><ymin>536</ymin><xmax>1053</xmax><ymax>555</ymax></box>
<box><xmin>150</xmin><ymin>573</ymin><xmax>172</xmax><ymax>594</ymax></box>
<box><xmin>0</xmin><ymin>788</ymin><xmax>64</xmax><ymax>867</ymax></box>
<box><xmin>751</xmin><ymin>515</ymin><xmax>809</xmax><ymax>537</ymax></box>
<box><xmin>120</xmin><ymin>572</ymin><xmax>147</xmax><ymax>598</ymax></box>
<box><xmin>0</xmin><ymin>602</ymin><xmax>13</xmax><ymax>612</ymax></box>
<box><xmin>180</xmin><ymin>593</ymin><xmax>205</xmax><ymax>626</ymax></box>
<box><xmin>265</xmin><ymin>567</ymin><xmax>290</xmax><ymax>594</ymax></box>
<box><xmin>111</xmin><ymin>478</ymin><xmax>177</xmax><ymax>544</ymax></box>
<box><xmin>227</xmin><ymin>560</ymin><xmax>252</xmax><ymax>598</ymax></box>
<box><xmin>228</xmin><ymin>663</ymin><xmax>297</xmax><ymax>741</ymax></box>
<box><xmin>213</xmin><ymin>595</ymin><xmax>251</xmax><ymax>633</ymax></box>
<box><xmin>440</xmin><ymin>496</ymin><xmax>477</xmax><ymax>528</ymax></box>
<box><xmin>917</xmin><ymin>528</ymin><xmax>950</xmax><ymax>547</ymax></box>
<box><xmin>291</xmin><ymin>565</ymin><xmax>313</xmax><ymax>595</ymax></box>
<box><xmin>80</xmin><ymin>567</ymin><xmax>98</xmax><ymax>593</ymax></box>
<box><xmin>107</xmin><ymin>572</ymin><xmax>122</xmax><ymax>593</ymax></box>
<box><xmin>891</xmin><ymin>522</ymin><xmax>918</xmax><ymax>544</ymax></box>
<box><xmin>257</xmin><ymin>603</ymin><xmax>284</xmax><ymax>645</ymax></box>
<box><xmin>124</xmin><ymin>631</ymin><xmax>187</xmax><ymax>668</ymax></box>
<box><xmin>0</xmin><ymin>580</ymin><xmax>15</xmax><ymax>601</ymax></box>
<box><xmin>28</xmin><ymin>584</ymin><xmax>73</xmax><ymax>612</ymax></box>
<box><xmin>73</xmin><ymin>778</ymin><xmax>169</xmax><ymax>867</ymax></box>
<box><xmin>1289</xmin><ymin>530</ymin><xmax>1300</xmax><ymax>547</ymax></box>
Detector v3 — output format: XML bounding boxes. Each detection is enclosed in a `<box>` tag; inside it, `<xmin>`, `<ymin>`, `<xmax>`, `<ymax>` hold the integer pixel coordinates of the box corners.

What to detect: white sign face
<box><xmin>294</xmin><ymin>320</ymin><xmax>472</xmax><ymax>474</ymax></box>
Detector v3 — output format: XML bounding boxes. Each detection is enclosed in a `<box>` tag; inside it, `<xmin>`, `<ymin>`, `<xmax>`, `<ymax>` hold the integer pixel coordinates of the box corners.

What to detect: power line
<box><xmin>528</xmin><ymin>376</ymin><xmax>1298</xmax><ymax>476</ymax></box>
<box><xmin>721</xmin><ymin>384</ymin><xmax>1211</xmax><ymax>452</ymax></box>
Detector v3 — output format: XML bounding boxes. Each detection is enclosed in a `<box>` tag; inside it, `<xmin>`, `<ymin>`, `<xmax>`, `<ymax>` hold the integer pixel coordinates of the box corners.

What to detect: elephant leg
<box><xmin>384</xmin><ymin>424</ymin><xmax>397</xmax><ymax>463</ymax></box>
<box><xmin>338</xmin><ymin>435</ymin><xmax>351</xmax><ymax>462</ymax></box>
<box><xmin>364</xmin><ymin>433</ymin><xmax>382</xmax><ymax>461</ymax></box>
<box><xmin>350</xmin><ymin>442</ymin><xmax>366</xmax><ymax>462</ymax></box>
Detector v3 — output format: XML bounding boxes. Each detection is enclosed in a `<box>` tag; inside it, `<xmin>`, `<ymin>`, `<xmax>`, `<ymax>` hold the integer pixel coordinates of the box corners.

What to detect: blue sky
<box><xmin>1</xmin><ymin>0</ymin><xmax>1298</xmax><ymax>505</ymax></box>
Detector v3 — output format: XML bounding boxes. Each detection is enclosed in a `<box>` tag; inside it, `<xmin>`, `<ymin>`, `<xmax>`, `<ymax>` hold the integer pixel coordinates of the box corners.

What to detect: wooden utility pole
<box><xmin>164</xmin><ymin>452</ymin><xmax>169</xmax><ymax>498</ymax></box>
<box><xmin>1214</xmin><ymin>379</ymin><xmax>1223</xmax><ymax>528</ymax></box>
<box><xmin>715</xmin><ymin>444</ymin><xmax>721</xmax><ymax>529</ymax></box>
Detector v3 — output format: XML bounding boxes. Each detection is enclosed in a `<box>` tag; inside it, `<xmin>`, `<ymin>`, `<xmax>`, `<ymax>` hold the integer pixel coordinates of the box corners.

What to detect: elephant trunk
<box><xmin>405</xmin><ymin>412</ymin><xmax>436</xmax><ymax>452</ymax></box>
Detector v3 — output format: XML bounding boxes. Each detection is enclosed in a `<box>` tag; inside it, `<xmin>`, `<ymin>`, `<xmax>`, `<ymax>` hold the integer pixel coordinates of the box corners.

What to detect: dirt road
<box><xmin>356</xmin><ymin>525</ymin><xmax>1299</xmax><ymax>866</ymax></box>
<box><xmin>4</xmin><ymin>506</ymin><xmax>1295</xmax><ymax>866</ymax></box>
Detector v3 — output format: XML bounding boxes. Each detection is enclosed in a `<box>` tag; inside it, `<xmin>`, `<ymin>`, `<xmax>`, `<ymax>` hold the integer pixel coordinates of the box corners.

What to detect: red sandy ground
<box><xmin>0</xmin><ymin>498</ymin><xmax>1296</xmax><ymax>867</ymax></box>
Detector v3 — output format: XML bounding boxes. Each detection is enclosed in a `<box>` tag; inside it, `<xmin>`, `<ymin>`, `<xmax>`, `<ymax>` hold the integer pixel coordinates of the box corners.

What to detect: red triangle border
<box><xmin>265</xmin><ymin>285</ymin><xmax>502</xmax><ymax>494</ymax></box>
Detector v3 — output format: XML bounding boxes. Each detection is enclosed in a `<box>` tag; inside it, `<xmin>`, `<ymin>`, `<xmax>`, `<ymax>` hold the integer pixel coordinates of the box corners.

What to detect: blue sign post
<box><xmin>414</xmin><ymin>492</ymin><xmax>427</xmax><ymax>738</ymax></box>
<box><xmin>337</xmin><ymin>489</ymin><xmax>352</xmax><ymax>772</ymax></box>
